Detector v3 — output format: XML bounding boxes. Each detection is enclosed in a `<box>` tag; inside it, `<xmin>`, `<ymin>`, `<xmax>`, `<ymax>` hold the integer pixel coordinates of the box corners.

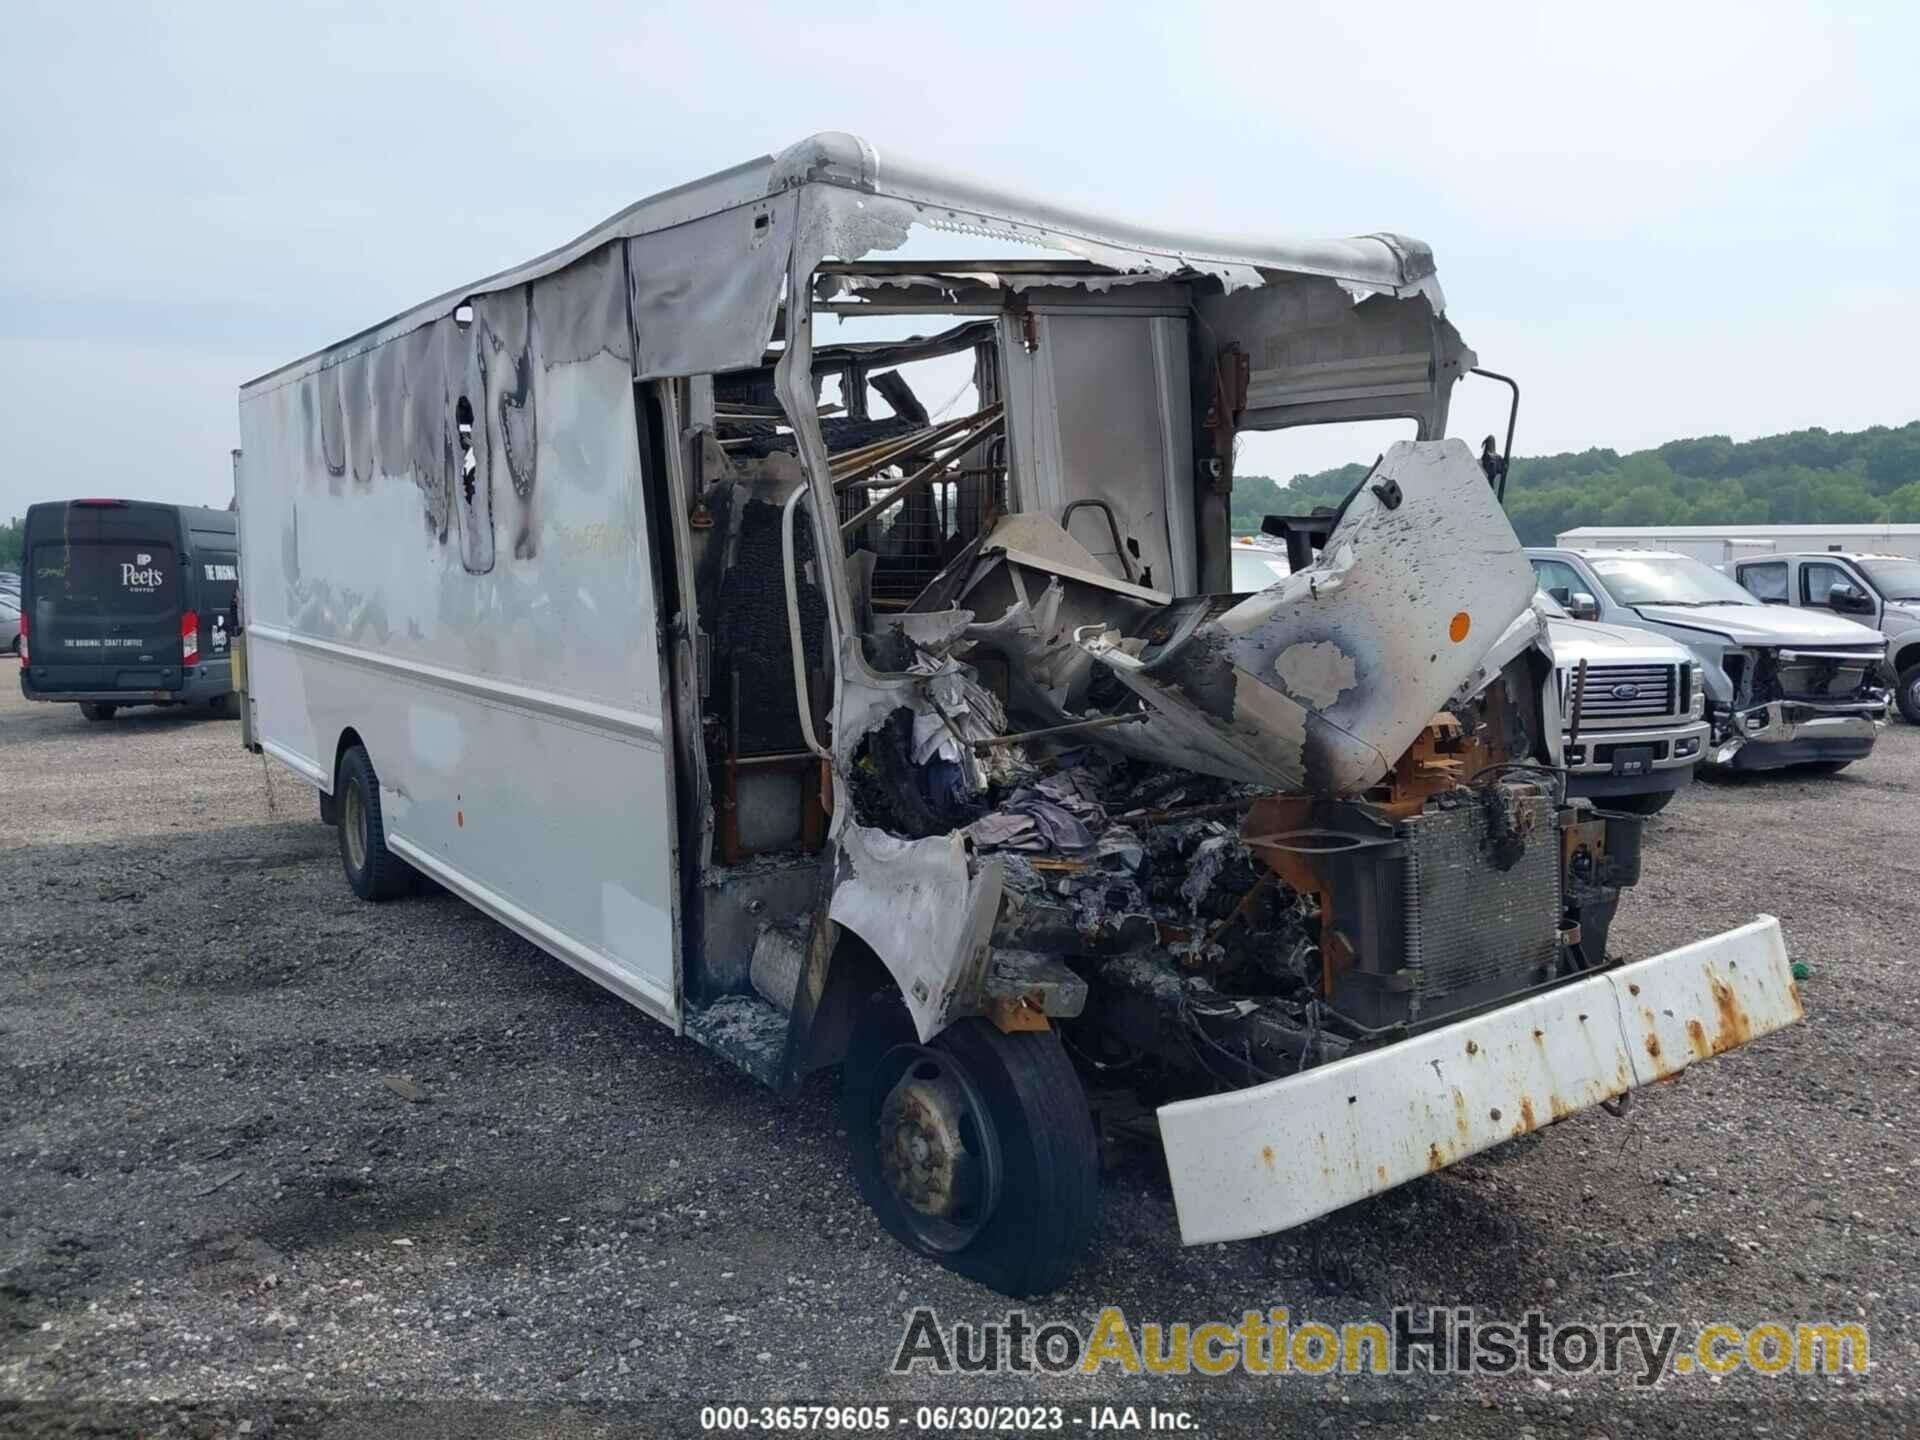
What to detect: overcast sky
<box><xmin>2</xmin><ymin>1</ymin><xmax>1913</xmax><ymax>519</ymax></box>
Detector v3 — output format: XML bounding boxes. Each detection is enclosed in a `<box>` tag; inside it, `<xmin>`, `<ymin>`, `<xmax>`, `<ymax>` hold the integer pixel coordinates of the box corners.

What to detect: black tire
<box><xmin>208</xmin><ymin>692</ymin><xmax>241</xmax><ymax>720</ymax></box>
<box><xmin>1802</xmin><ymin>760</ymin><xmax>1853</xmax><ymax>774</ymax></box>
<box><xmin>1898</xmin><ymin>665</ymin><xmax>1920</xmax><ymax>726</ymax></box>
<box><xmin>335</xmin><ymin>745</ymin><xmax>414</xmax><ymax>901</ymax></box>
<box><xmin>1606</xmin><ymin>790</ymin><xmax>1674</xmax><ymax>815</ymax></box>
<box><xmin>843</xmin><ymin>991</ymin><xmax>1099</xmax><ymax>1297</ymax></box>
<box><xmin>78</xmin><ymin>702</ymin><xmax>118</xmax><ymax>723</ymax></box>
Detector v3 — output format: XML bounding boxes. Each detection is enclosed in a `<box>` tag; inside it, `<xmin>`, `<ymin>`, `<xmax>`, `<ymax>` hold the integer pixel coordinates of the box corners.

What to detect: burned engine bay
<box><xmin>681</xmin><ymin>369</ymin><xmax>1650</xmax><ymax>1095</ymax></box>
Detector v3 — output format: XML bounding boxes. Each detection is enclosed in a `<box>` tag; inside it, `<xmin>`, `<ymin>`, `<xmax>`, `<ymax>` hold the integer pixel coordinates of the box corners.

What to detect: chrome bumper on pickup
<box><xmin>1710</xmin><ymin>696</ymin><xmax>1889</xmax><ymax>768</ymax></box>
<box><xmin>1559</xmin><ymin>721</ymin><xmax>1712</xmax><ymax>802</ymax></box>
<box><xmin>1156</xmin><ymin>916</ymin><xmax>1798</xmax><ymax>1245</ymax></box>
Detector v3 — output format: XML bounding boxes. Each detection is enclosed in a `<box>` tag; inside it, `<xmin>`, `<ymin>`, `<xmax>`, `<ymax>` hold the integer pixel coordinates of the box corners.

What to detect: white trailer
<box><xmin>236</xmin><ymin>134</ymin><xmax>1799</xmax><ymax>1295</ymax></box>
<box><xmin>1559</xmin><ymin>523</ymin><xmax>1920</xmax><ymax>563</ymax></box>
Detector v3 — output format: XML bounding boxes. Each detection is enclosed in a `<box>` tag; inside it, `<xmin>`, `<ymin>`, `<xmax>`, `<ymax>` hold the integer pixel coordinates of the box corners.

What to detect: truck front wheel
<box><xmin>1899</xmin><ymin>664</ymin><xmax>1920</xmax><ymax>726</ymax></box>
<box><xmin>78</xmin><ymin>702</ymin><xmax>117</xmax><ymax>723</ymax></box>
<box><xmin>843</xmin><ymin>991</ymin><xmax>1099</xmax><ymax>1297</ymax></box>
<box><xmin>336</xmin><ymin>745</ymin><xmax>414</xmax><ymax>902</ymax></box>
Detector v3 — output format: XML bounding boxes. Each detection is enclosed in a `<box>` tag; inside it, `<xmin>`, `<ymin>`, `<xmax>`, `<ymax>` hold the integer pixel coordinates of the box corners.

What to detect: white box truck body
<box><xmin>237</xmin><ymin>247</ymin><xmax>681</xmax><ymax>1022</ymax></box>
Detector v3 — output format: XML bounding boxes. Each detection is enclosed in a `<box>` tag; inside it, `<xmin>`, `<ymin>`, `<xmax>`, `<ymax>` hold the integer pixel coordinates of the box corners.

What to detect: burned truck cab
<box><xmin>939</xmin><ymin>441</ymin><xmax>1646</xmax><ymax>1096</ymax></box>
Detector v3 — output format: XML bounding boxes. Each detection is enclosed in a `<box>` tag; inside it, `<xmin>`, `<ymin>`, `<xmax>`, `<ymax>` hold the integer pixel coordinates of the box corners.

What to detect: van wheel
<box><xmin>336</xmin><ymin>745</ymin><xmax>413</xmax><ymax>901</ymax></box>
<box><xmin>1898</xmin><ymin>665</ymin><xmax>1920</xmax><ymax>725</ymax></box>
<box><xmin>79</xmin><ymin>702</ymin><xmax>118</xmax><ymax>723</ymax></box>
<box><xmin>843</xmin><ymin>991</ymin><xmax>1099</xmax><ymax>1297</ymax></box>
<box><xmin>209</xmin><ymin>693</ymin><xmax>241</xmax><ymax>720</ymax></box>
<box><xmin>1606</xmin><ymin>791</ymin><xmax>1674</xmax><ymax>815</ymax></box>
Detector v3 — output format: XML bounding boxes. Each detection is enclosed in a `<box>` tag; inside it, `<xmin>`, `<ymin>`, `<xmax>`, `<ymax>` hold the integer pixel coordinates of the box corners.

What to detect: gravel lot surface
<box><xmin>2</xmin><ymin>686</ymin><xmax>1915</xmax><ymax>1437</ymax></box>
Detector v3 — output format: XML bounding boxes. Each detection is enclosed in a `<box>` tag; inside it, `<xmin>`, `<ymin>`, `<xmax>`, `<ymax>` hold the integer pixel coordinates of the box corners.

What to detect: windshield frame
<box><xmin>1856</xmin><ymin>557</ymin><xmax>1920</xmax><ymax>602</ymax></box>
<box><xmin>1585</xmin><ymin>554</ymin><xmax>1760</xmax><ymax>608</ymax></box>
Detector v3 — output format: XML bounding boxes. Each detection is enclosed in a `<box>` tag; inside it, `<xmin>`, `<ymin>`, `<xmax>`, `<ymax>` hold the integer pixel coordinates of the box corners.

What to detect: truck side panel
<box><xmin>237</xmin><ymin>243</ymin><xmax>680</xmax><ymax>1024</ymax></box>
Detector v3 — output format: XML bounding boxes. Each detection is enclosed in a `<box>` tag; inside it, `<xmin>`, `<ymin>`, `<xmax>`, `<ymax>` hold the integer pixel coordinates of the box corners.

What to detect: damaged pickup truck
<box><xmin>233</xmin><ymin>133</ymin><xmax>1802</xmax><ymax>1296</ymax></box>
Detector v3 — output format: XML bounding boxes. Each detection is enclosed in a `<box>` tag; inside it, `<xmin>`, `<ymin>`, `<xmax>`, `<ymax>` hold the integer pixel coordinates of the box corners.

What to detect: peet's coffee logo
<box><xmin>121</xmin><ymin>553</ymin><xmax>166</xmax><ymax>592</ymax></box>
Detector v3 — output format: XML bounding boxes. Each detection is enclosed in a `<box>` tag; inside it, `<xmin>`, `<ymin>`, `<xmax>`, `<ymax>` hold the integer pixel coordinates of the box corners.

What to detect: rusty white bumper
<box><xmin>1156</xmin><ymin>916</ymin><xmax>1799</xmax><ymax>1245</ymax></box>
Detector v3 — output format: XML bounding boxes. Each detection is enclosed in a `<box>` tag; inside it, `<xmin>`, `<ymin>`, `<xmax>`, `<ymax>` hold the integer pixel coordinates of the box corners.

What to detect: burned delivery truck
<box><xmin>234</xmin><ymin>134</ymin><xmax>1801</xmax><ymax>1295</ymax></box>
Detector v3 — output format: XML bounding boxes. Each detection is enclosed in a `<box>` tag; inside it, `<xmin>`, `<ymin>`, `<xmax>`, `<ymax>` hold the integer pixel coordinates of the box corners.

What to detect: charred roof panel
<box><xmin>243</xmin><ymin>133</ymin><xmax>1449</xmax><ymax>398</ymax></box>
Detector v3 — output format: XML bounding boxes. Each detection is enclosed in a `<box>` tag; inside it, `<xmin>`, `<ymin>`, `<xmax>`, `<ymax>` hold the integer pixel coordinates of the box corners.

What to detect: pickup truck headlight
<box><xmin>1688</xmin><ymin>659</ymin><xmax>1706</xmax><ymax>717</ymax></box>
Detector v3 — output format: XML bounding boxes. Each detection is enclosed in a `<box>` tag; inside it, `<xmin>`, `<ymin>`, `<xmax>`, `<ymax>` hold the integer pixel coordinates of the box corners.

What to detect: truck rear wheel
<box><xmin>336</xmin><ymin>745</ymin><xmax>414</xmax><ymax>901</ymax></box>
<box><xmin>78</xmin><ymin>702</ymin><xmax>117</xmax><ymax>723</ymax></box>
<box><xmin>843</xmin><ymin>991</ymin><xmax>1099</xmax><ymax>1297</ymax></box>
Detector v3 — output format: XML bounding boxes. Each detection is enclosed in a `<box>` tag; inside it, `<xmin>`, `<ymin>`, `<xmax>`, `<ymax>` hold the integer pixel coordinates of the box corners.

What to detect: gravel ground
<box><xmin>2</xmin><ymin>686</ymin><xmax>1915</xmax><ymax>1437</ymax></box>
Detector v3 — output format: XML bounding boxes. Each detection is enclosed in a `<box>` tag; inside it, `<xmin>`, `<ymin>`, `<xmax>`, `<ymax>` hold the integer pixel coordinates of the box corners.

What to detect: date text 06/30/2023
<box><xmin>698</xmin><ymin>1404</ymin><xmax>1197</xmax><ymax>1432</ymax></box>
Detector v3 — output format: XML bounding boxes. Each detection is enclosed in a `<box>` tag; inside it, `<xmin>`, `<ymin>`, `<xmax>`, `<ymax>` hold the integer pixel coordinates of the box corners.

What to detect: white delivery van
<box><xmin>235</xmin><ymin>134</ymin><xmax>1800</xmax><ymax>1295</ymax></box>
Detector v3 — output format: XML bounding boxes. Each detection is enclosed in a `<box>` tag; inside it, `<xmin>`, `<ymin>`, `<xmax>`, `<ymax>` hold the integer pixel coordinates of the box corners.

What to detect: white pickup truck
<box><xmin>1727</xmin><ymin>552</ymin><xmax>1920</xmax><ymax>724</ymax></box>
<box><xmin>1536</xmin><ymin>593</ymin><xmax>1707</xmax><ymax>813</ymax></box>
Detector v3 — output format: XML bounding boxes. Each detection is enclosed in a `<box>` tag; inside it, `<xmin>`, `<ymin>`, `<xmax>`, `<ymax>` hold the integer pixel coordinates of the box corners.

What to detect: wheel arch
<box><xmin>317</xmin><ymin>726</ymin><xmax>367</xmax><ymax>825</ymax></box>
<box><xmin>1892</xmin><ymin>639</ymin><xmax>1920</xmax><ymax>676</ymax></box>
<box><xmin>790</xmin><ymin>929</ymin><xmax>893</xmax><ymax>1080</ymax></box>
<box><xmin>823</xmin><ymin>827</ymin><xmax>1004</xmax><ymax>1045</ymax></box>
<box><xmin>330</xmin><ymin>726</ymin><xmax>367</xmax><ymax>792</ymax></box>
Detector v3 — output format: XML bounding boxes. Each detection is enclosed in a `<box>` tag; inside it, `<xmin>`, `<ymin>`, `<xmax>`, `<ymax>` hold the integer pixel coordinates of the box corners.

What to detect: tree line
<box><xmin>1230</xmin><ymin>420</ymin><xmax>1920</xmax><ymax>546</ymax></box>
<box><xmin>9</xmin><ymin>418</ymin><xmax>1916</xmax><ymax>569</ymax></box>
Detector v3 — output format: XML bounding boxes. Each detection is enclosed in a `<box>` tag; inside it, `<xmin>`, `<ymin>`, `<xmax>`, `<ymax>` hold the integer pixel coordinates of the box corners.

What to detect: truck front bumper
<box><xmin>1156</xmin><ymin>915</ymin><xmax>1798</xmax><ymax>1245</ymax></box>
<box><xmin>1561</xmin><ymin>717</ymin><xmax>1708</xmax><ymax>799</ymax></box>
<box><xmin>1710</xmin><ymin>698</ymin><xmax>1887</xmax><ymax>769</ymax></box>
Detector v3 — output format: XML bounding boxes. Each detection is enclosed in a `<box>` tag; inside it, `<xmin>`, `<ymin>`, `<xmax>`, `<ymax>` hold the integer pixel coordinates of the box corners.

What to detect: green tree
<box><xmin>0</xmin><ymin>514</ymin><xmax>24</xmax><ymax>572</ymax></box>
<box><xmin>1864</xmin><ymin>432</ymin><xmax>1920</xmax><ymax>494</ymax></box>
<box><xmin>1259</xmin><ymin>418</ymin><xmax>1920</xmax><ymax>542</ymax></box>
<box><xmin>1886</xmin><ymin>481</ymin><xmax>1920</xmax><ymax>523</ymax></box>
<box><xmin>1603</xmin><ymin>484</ymin><xmax>1675</xmax><ymax>527</ymax></box>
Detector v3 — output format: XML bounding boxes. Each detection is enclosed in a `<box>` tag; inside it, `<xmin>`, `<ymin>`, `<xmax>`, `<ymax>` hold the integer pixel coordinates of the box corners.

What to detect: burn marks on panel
<box><xmin>342</xmin><ymin>351</ymin><xmax>375</xmax><ymax>488</ymax></box>
<box><xmin>403</xmin><ymin>324</ymin><xmax>453</xmax><ymax>541</ymax></box>
<box><xmin>284</xmin><ymin>237</ymin><xmax>634</xmax><ymax>567</ymax></box>
<box><xmin>479</xmin><ymin>285</ymin><xmax>538</xmax><ymax>561</ymax></box>
<box><xmin>453</xmin><ymin>393</ymin><xmax>494</xmax><ymax>574</ymax></box>
<box><xmin>319</xmin><ymin>365</ymin><xmax>347</xmax><ymax>480</ymax></box>
<box><xmin>1195</xmin><ymin>275</ymin><xmax>1473</xmax><ymax>437</ymax></box>
<box><xmin>533</xmin><ymin>241</ymin><xmax>632</xmax><ymax>371</ymax></box>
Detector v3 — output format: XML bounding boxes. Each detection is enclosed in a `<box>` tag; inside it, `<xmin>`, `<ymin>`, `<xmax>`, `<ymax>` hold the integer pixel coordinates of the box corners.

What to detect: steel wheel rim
<box><xmin>872</xmin><ymin>1042</ymin><xmax>1003</xmax><ymax>1252</ymax></box>
<box><xmin>1906</xmin><ymin>673</ymin><xmax>1920</xmax><ymax>717</ymax></box>
<box><xmin>343</xmin><ymin>783</ymin><xmax>368</xmax><ymax>872</ymax></box>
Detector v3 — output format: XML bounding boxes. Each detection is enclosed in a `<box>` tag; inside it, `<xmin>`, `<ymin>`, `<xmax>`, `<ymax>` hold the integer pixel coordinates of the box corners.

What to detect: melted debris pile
<box><xmin>975</xmin><ymin>750</ymin><xmax>1314</xmax><ymax>982</ymax></box>
<box><xmin>965</xmin><ymin>757</ymin><xmax>1110</xmax><ymax>855</ymax></box>
<box><xmin>853</xmin><ymin>635</ymin><xmax>1318</xmax><ymax>988</ymax></box>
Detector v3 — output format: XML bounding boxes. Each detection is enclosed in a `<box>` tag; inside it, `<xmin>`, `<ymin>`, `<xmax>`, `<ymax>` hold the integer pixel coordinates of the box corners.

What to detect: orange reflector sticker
<box><xmin>1449</xmin><ymin>612</ymin><xmax>1472</xmax><ymax>643</ymax></box>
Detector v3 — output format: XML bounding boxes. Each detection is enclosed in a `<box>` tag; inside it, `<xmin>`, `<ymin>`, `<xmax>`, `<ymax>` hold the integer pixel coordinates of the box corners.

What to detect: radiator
<box><xmin>1402</xmin><ymin>794</ymin><xmax>1563</xmax><ymax>1021</ymax></box>
<box><xmin>1325</xmin><ymin>790</ymin><xmax>1564</xmax><ymax>1030</ymax></box>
